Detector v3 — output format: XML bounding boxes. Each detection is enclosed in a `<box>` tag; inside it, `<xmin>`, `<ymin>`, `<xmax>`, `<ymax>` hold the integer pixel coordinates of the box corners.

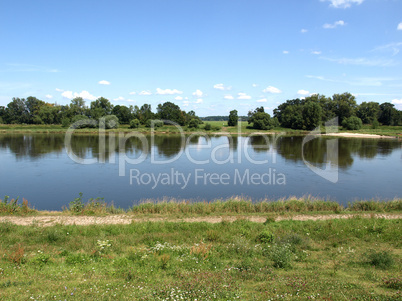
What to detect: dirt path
<box><xmin>0</xmin><ymin>213</ymin><xmax>401</xmax><ymax>227</ymax></box>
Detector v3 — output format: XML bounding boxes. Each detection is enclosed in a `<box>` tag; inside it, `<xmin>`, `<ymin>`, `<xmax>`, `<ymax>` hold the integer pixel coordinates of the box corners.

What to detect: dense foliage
<box><xmin>0</xmin><ymin>92</ymin><xmax>401</xmax><ymax>130</ymax></box>
<box><xmin>273</xmin><ymin>92</ymin><xmax>402</xmax><ymax>130</ymax></box>
<box><xmin>0</xmin><ymin>97</ymin><xmax>202</xmax><ymax>128</ymax></box>
<box><xmin>227</xmin><ymin>110</ymin><xmax>238</xmax><ymax>126</ymax></box>
<box><xmin>247</xmin><ymin>107</ymin><xmax>279</xmax><ymax>130</ymax></box>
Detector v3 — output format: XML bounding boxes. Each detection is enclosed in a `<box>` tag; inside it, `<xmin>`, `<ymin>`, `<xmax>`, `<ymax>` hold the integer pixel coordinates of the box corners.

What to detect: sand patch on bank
<box><xmin>322</xmin><ymin>133</ymin><xmax>395</xmax><ymax>139</ymax></box>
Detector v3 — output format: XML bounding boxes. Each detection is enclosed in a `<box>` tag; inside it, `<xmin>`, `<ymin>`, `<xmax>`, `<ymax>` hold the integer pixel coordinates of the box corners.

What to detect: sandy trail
<box><xmin>0</xmin><ymin>213</ymin><xmax>400</xmax><ymax>227</ymax></box>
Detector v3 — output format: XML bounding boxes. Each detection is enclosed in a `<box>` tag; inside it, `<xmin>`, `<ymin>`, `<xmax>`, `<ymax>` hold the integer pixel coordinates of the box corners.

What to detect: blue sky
<box><xmin>1</xmin><ymin>0</ymin><xmax>401</xmax><ymax>116</ymax></box>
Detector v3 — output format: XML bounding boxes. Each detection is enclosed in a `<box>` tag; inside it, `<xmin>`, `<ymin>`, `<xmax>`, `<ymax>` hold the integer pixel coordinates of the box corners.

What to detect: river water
<box><xmin>0</xmin><ymin>133</ymin><xmax>401</xmax><ymax>210</ymax></box>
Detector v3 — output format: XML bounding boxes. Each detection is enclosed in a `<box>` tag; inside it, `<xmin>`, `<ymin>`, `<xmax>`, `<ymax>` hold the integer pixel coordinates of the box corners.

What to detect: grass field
<box><xmin>0</xmin><ymin>215</ymin><xmax>401</xmax><ymax>300</ymax></box>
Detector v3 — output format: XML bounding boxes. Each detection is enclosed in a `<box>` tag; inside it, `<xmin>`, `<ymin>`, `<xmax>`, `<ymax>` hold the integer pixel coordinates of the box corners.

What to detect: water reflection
<box><xmin>0</xmin><ymin>134</ymin><xmax>400</xmax><ymax>170</ymax></box>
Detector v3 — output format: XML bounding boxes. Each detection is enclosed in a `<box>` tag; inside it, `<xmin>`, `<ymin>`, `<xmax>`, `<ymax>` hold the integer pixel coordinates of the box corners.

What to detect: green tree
<box><xmin>302</xmin><ymin>101</ymin><xmax>322</xmax><ymax>130</ymax></box>
<box><xmin>379</xmin><ymin>102</ymin><xmax>399</xmax><ymax>125</ymax></box>
<box><xmin>26</xmin><ymin>96</ymin><xmax>45</xmax><ymax>123</ymax></box>
<box><xmin>129</xmin><ymin>118</ymin><xmax>140</xmax><ymax>129</ymax></box>
<box><xmin>188</xmin><ymin>118</ymin><xmax>200</xmax><ymax>129</ymax></box>
<box><xmin>356</xmin><ymin>102</ymin><xmax>380</xmax><ymax>124</ymax></box>
<box><xmin>90</xmin><ymin>97</ymin><xmax>113</xmax><ymax>118</ymax></box>
<box><xmin>112</xmin><ymin>105</ymin><xmax>132</xmax><ymax>124</ymax></box>
<box><xmin>304</xmin><ymin>94</ymin><xmax>335</xmax><ymax>122</ymax></box>
<box><xmin>138</xmin><ymin>104</ymin><xmax>154</xmax><ymax>124</ymax></box>
<box><xmin>157</xmin><ymin>102</ymin><xmax>186</xmax><ymax>125</ymax></box>
<box><xmin>68</xmin><ymin>97</ymin><xmax>86</xmax><ymax>117</ymax></box>
<box><xmin>250</xmin><ymin>112</ymin><xmax>274</xmax><ymax>130</ymax></box>
<box><xmin>332</xmin><ymin>92</ymin><xmax>357</xmax><ymax>124</ymax></box>
<box><xmin>228</xmin><ymin>110</ymin><xmax>238</xmax><ymax>126</ymax></box>
<box><xmin>342</xmin><ymin>116</ymin><xmax>363</xmax><ymax>130</ymax></box>
<box><xmin>5</xmin><ymin>98</ymin><xmax>29</xmax><ymax>124</ymax></box>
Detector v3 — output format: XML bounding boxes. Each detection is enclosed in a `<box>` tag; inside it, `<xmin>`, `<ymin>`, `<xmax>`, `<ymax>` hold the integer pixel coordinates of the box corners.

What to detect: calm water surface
<box><xmin>0</xmin><ymin>133</ymin><xmax>401</xmax><ymax>210</ymax></box>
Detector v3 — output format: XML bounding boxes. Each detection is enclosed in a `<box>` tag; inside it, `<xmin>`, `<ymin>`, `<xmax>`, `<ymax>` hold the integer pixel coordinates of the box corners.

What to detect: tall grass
<box><xmin>0</xmin><ymin>196</ymin><xmax>35</xmax><ymax>215</ymax></box>
<box><xmin>130</xmin><ymin>196</ymin><xmax>402</xmax><ymax>215</ymax></box>
<box><xmin>2</xmin><ymin>195</ymin><xmax>402</xmax><ymax>216</ymax></box>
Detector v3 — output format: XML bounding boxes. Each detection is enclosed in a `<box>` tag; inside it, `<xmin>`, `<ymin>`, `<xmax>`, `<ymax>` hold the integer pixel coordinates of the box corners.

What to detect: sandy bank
<box><xmin>322</xmin><ymin>133</ymin><xmax>396</xmax><ymax>139</ymax></box>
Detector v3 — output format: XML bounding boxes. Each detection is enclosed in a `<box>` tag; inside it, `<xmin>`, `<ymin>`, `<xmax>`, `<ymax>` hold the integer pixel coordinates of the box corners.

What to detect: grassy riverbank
<box><xmin>1</xmin><ymin>196</ymin><xmax>402</xmax><ymax>217</ymax></box>
<box><xmin>0</xmin><ymin>122</ymin><xmax>401</xmax><ymax>137</ymax></box>
<box><xmin>0</xmin><ymin>214</ymin><xmax>401</xmax><ymax>300</ymax></box>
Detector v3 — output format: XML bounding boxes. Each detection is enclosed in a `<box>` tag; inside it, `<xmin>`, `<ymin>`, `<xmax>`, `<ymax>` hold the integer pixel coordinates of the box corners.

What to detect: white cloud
<box><xmin>192</xmin><ymin>89</ymin><xmax>203</xmax><ymax>97</ymax></box>
<box><xmin>98</xmin><ymin>80</ymin><xmax>110</xmax><ymax>85</ymax></box>
<box><xmin>301</xmin><ymin>29</ymin><xmax>308</xmax><ymax>33</ymax></box>
<box><xmin>321</xmin><ymin>0</ymin><xmax>364</xmax><ymax>9</ymax></box>
<box><xmin>213</xmin><ymin>83</ymin><xmax>231</xmax><ymax>90</ymax></box>
<box><xmin>61</xmin><ymin>90</ymin><xmax>98</xmax><ymax>101</ymax></box>
<box><xmin>113</xmin><ymin>96</ymin><xmax>125</xmax><ymax>101</ymax></box>
<box><xmin>392</xmin><ymin>98</ymin><xmax>402</xmax><ymax>109</ymax></box>
<box><xmin>297</xmin><ymin>89</ymin><xmax>310</xmax><ymax>95</ymax></box>
<box><xmin>175</xmin><ymin>96</ymin><xmax>183</xmax><ymax>101</ymax></box>
<box><xmin>45</xmin><ymin>94</ymin><xmax>53</xmax><ymax>99</ymax></box>
<box><xmin>139</xmin><ymin>90</ymin><xmax>152</xmax><ymax>95</ymax></box>
<box><xmin>182</xmin><ymin>100</ymin><xmax>190</xmax><ymax>107</ymax></box>
<box><xmin>237</xmin><ymin>93</ymin><xmax>252</xmax><ymax>100</ymax></box>
<box><xmin>156</xmin><ymin>88</ymin><xmax>183</xmax><ymax>95</ymax></box>
<box><xmin>323</xmin><ymin>20</ymin><xmax>345</xmax><ymax>29</ymax></box>
<box><xmin>195</xmin><ymin>99</ymin><xmax>203</xmax><ymax>104</ymax></box>
<box><xmin>224</xmin><ymin>95</ymin><xmax>234</xmax><ymax>100</ymax></box>
<box><xmin>256</xmin><ymin>98</ymin><xmax>267</xmax><ymax>103</ymax></box>
<box><xmin>263</xmin><ymin>86</ymin><xmax>282</xmax><ymax>94</ymax></box>
<box><xmin>61</xmin><ymin>91</ymin><xmax>74</xmax><ymax>99</ymax></box>
<box><xmin>372</xmin><ymin>42</ymin><xmax>402</xmax><ymax>56</ymax></box>
<box><xmin>126</xmin><ymin>99</ymin><xmax>135</xmax><ymax>102</ymax></box>
<box><xmin>312</xmin><ymin>51</ymin><xmax>322</xmax><ymax>55</ymax></box>
<box><xmin>398</xmin><ymin>23</ymin><xmax>402</xmax><ymax>30</ymax></box>
<box><xmin>283</xmin><ymin>50</ymin><xmax>289</xmax><ymax>54</ymax></box>
<box><xmin>321</xmin><ymin>57</ymin><xmax>396</xmax><ymax>67</ymax></box>
<box><xmin>129</xmin><ymin>91</ymin><xmax>136</xmax><ymax>95</ymax></box>
<box><xmin>55</xmin><ymin>88</ymin><xmax>64</xmax><ymax>92</ymax></box>
<box><xmin>252</xmin><ymin>84</ymin><xmax>258</xmax><ymax>87</ymax></box>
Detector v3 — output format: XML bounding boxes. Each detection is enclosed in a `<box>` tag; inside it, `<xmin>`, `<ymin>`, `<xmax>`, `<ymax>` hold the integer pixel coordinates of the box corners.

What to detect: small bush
<box><xmin>188</xmin><ymin>118</ymin><xmax>200</xmax><ymax>129</ymax></box>
<box><xmin>270</xmin><ymin>244</ymin><xmax>293</xmax><ymax>269</ymax></box>
<box><xmin>31</xmin><ymin>251</ymin><xmax>51</xmax><ymax>266</ymax></box>
<box><xmin>371</xmin><ymin>119</ymin><xmax>380</xmax><ymax>129</ymax></box>
<box><xmin>8</xmin><ymin>244</ymin><xmax>26</xmax><ymax>265</ymax></box>
<box><xmin>61</xmin><ymin>117</ymin><xmax>71</xmax><ymax>128</ymax></box>
<box><xmin>204</xmin><ymin>123</ymin><xmax>212</xmax><ymax>131</ymax></box>
<box><xmin>46</xmin><ymin>229</ymin><xmax>64</xmax><ymax>243</ymax></box>
<box><xmin>206</xmin><ymin>229</ymin><xmax>219</xmax><ymax>242</ymax></box>
<box><xmin>99</xmin><ymin>115</ymin><xmax>119</xmax><ymax>129</ymax></box>
<box><xmin>71</xmin><ymin>115</ymin><xmax>97</xmax><ymax>129</ymax></box>
<box><xmin>69</xmin><ymin>192</ymin><xmax>84</xmax><ymax>213</ymax></box>
<box><xmin>146</xmin><ymin>119</ymin><xmax>163</xmax><ymax>128</ymax></box>
<box><xmin>365</xmin><ymin>250</ymin><xmax>394</xmax><ymax>269</ymax></box>
<box><xmin>342</xmin><ymin>116</ymin><xmax>363</xmax><ymax>130</ymax></box>
<box><xmin>129</xmin><ymin>118</ymin><xmax>140</xmax><ymax>129</ymax></box>
<box><xmin>256</xmin><ymin>230</ymin><xmax>274</xmax><ymax>244</ymax></box>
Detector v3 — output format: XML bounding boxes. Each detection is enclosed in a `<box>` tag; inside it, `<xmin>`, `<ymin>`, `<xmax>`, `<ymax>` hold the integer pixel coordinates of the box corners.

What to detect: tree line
<box><xmin>0</xmin><ymin>92</ymin><xmax>401</xmax><ymax>130</ymax></box>
<box><xmin>0</xmin><ymin>97</ymin><xmax>202</xmax><ymax>129</ymax></box>
<box><xmin>244</xmin><ymin>92</ymin><xmax>402</xmax><ymax>131</ymax></box>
